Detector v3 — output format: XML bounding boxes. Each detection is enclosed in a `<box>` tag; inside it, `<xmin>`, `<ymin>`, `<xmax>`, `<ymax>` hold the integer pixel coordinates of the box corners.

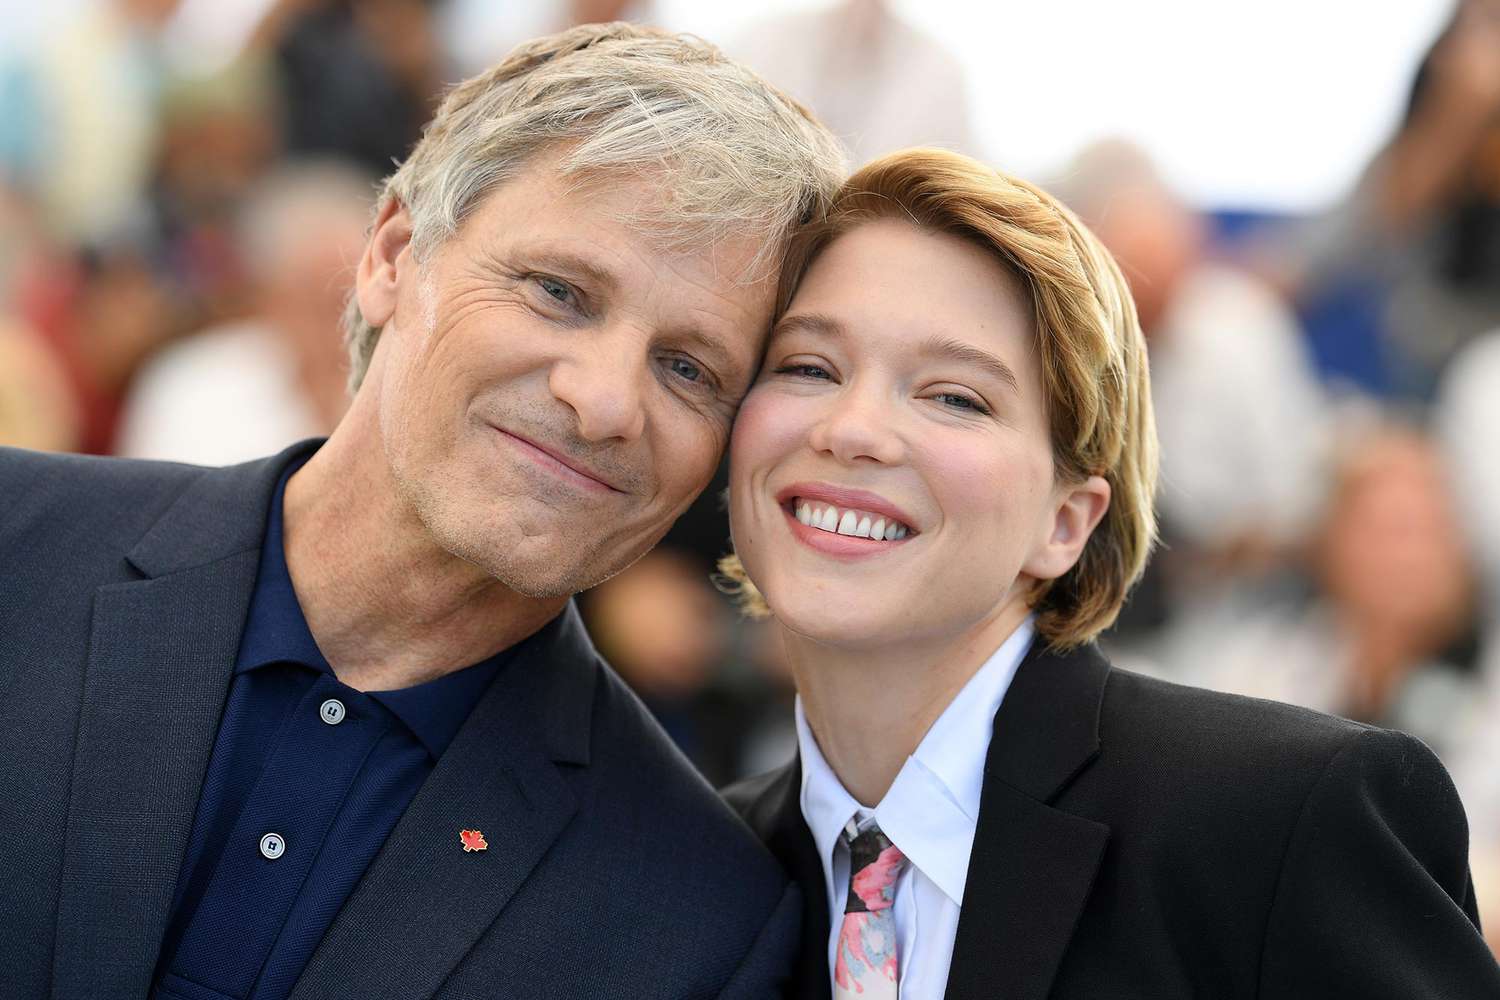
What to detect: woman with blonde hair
<box><xmin>722</xmin><ymin>148</ymin><xmax>1496</xmax><ymax>999</ymax></box>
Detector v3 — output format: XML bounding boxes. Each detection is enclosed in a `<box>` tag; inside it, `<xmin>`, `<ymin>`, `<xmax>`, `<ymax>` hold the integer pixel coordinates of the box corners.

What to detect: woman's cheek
<box><xmin>731</xmin><ymin>386</ymin><xmax>811</xmax><ymax>460</ymax></box>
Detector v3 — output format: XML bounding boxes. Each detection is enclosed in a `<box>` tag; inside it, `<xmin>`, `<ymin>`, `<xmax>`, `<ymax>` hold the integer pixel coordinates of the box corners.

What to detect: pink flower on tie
<box><xmin>851</xmin><ymin>844</ymin><xmax>904</xmax><ymax>911</ymax></box>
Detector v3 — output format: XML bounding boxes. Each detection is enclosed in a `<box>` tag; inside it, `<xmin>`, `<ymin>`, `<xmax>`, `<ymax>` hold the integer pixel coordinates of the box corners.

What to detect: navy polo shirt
<box><xmin>153</xmin><ymin>456</ymin><xmax>511</xmax><ymax>1000</ymax></box>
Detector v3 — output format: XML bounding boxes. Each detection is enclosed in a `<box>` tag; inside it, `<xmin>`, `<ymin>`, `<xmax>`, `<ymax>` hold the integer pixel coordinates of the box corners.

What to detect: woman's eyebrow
<box><xmin>769</xmin><ymin>314</ymin><xmax>1020</xmax><ymax>393</ymax></box>
<box><xmin>914</xmin><ymin>336</ymin><xmax>1020</xmax><ymax>393</ymax></box>
<box><xmin>769</xmin><ymin>312</ymin><xmax>844</xmax><ymax>343</ymax></box>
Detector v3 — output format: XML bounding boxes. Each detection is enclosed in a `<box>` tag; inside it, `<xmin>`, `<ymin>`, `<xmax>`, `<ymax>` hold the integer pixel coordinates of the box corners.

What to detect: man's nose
<box><xmin>547</xmin><ymin>330</ymin><xmax>649</xmax><ymax>443</ymax></box>
<box><xmin>806</xmin><ymin>384</ymin><xmax>905</xmax><ymax>466</ymax></box>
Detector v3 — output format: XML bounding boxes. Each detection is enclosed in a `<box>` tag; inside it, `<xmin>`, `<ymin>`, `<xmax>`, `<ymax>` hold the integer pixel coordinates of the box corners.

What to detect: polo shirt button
<box><xmin>320</xmin><ymin>699</ymin><xmax>346</xmax><ymax>725</ymax></box>
<box><xmin>259</xmin><ymin>832</ymin><xmax>286</xmax><ymax>860</ymax></box>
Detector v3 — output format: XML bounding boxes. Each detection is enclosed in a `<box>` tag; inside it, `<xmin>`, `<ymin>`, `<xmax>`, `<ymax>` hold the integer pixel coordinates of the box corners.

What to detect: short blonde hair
<box><xmin>342</xmin><ymin>22</ymin><xmax>845</xmax><ymax>390</ymax></box>
<box><xmin>720</xmin><ymin>148</ymin><xmax>1159</xmax><ymax>650</ymax></box>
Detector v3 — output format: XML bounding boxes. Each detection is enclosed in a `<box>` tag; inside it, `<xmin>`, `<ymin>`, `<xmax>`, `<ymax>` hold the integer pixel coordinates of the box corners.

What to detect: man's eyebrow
<box><xmin>488</xmin><ymin>245</ymin><xmax>621</xmax><ymax>293</ymax></box>
<box><xmin>915</xmin><ymin>335</ymin><xmax>1021</xmax><ymax>393</ymax></box>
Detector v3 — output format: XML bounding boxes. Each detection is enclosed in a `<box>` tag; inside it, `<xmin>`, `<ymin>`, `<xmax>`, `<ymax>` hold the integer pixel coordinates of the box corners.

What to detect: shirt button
<box><xmin>319</xmin><ymin>699</ymin><xmax>346</xmax><ymax>725</ymax></box>
<box><xmin>259</xmin><ymin>832</ymin><xmax>286</xmax><ymax>860</ymax></box>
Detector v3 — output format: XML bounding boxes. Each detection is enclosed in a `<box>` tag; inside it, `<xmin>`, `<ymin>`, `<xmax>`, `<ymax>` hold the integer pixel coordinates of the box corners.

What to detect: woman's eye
<box><xmin>934</xmin><ymin>392</ymin><xmax>990</xmax><ymax>415</ymax></box>
<box><xmin>773</xmin><ymin>363</ymin><xmax>832</xmax><ymax>381</ymax></box>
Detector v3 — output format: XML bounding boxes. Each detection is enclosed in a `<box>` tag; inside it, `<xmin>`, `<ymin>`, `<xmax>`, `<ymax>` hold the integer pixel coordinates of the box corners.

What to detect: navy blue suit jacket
<box><xmin>0</xmin><ymin>442</ymin><xmax>798</xmax><ymax>999</ymax></box>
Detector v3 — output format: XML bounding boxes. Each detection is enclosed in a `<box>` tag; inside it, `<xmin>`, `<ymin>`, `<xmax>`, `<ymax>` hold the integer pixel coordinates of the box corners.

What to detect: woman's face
<box><xmin>729</xmin><ymin>219</ymin><xmax>1106</xmax><ymax>652</ymax></box>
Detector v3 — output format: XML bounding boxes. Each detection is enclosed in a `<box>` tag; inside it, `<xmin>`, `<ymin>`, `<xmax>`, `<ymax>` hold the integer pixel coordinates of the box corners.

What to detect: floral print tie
<box><xmin>834</xmin><ymin>822</ymin><xmax>907</xmax><ymax>999</ymax></box>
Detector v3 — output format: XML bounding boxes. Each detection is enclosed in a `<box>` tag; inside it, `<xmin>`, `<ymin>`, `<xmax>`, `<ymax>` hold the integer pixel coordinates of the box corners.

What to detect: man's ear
<box><xmin>1023</xmin><ymin>475</ymin><xmax>1112</xmax><ymax>582</ymax></box>
<box><xmin>355</xmin><ymin>199</ymin><xmax>415</xmax><ymax>331</ymax></box>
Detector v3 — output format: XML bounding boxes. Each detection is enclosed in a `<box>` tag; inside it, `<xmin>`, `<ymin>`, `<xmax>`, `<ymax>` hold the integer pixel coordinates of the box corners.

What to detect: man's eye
<box><xmin>535</xmin><ymin>276</ymin><xmax>574</xmax><ymax>304</ymax></box>
<box><xmin>667</xmin><ymin>357</ymin><xmax>704</xmax><ymax>383</ymax></box>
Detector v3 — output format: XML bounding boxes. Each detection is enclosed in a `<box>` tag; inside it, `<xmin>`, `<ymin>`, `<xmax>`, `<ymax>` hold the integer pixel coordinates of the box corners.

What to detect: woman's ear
<box><xmin>1023</xmin><ymin>475</ymin><xmax>1112</xmax><ymax>581</ymax></box>
<box><xmin>354</xmin><ymin>199</ymin><xmax>415</xmax><ymax>331</ymax></box>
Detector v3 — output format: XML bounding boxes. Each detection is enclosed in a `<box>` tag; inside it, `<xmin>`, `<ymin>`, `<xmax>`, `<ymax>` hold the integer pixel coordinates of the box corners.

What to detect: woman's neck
<box><xmin>785</xmin><ymin>599</ymin><xmax>1032</xmax><ymax>807</ymax></box>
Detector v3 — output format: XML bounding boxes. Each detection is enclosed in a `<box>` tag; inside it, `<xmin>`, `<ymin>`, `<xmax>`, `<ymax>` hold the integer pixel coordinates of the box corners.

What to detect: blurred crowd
<box><xmin>4</xmin><ymin>0</ymin><xmax>1500</xmax><ymax>946</ymax></box>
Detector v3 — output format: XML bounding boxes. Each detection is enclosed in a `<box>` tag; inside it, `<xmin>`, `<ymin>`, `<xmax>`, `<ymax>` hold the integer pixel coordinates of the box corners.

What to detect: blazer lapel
<box><xmin>51</xmin><ymin>444</ymin><xmax>315</xmax><ymax>999</ymax></box>
<box><xmin>290</xmin><ymin>604</ymin><xmax>598</xmax><ymax>1000</ymax></box>
<box><xmin>944</xmin><ymin>642</ymin><xmax>1113</xmax><ymax>1000</ymax></box>
<box><xmin>756</xmin><ymin>760</ymin><xmax>832</xmax><ymax>1000</ymax></box>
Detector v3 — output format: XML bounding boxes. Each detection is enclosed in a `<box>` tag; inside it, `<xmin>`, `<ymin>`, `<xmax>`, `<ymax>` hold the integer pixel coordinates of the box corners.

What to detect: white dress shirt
<box><xmin>796</xmin><ymin>619</ymin><xmax>1035</xmax><ymax>999</ymax></box>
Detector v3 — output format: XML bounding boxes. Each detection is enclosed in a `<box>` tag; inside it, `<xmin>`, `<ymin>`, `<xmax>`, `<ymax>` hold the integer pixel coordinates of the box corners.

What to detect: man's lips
<box><xmin>493</xmin><ymin>428</ymin><xmax>624</xmax><ymax>493</ymax></box>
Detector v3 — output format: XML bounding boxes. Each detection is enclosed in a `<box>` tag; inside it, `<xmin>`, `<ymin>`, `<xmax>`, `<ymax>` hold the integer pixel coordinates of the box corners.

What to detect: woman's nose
<box><xmin>806</xmin><ymin>386</ymin><xmax>905</xmax><ymax>465</ymax></box>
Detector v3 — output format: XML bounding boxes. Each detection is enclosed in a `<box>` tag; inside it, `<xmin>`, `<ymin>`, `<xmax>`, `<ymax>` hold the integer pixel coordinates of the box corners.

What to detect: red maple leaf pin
<box><xmin>460</xmin><ymin>828</ymin><xmax>488</xmax><ymax>852</ymax></box>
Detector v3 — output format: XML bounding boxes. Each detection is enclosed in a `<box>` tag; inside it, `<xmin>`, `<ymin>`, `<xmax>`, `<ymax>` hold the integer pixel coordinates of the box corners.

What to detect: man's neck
<box><xmin>281</xmin><ymin>411</ymin><xmax>566</xmax><ymax>692</ymax></box>
<box><xmin>786</xmin><ymin>600</ymin><xmax>1032</xmax><ymax>808</ymax></box>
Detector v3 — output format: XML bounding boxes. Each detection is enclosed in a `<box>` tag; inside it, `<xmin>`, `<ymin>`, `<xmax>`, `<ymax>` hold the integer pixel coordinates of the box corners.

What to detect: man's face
<box><xmin>358</xmin><ymin>157</ymin><xmax>775</xmax><ymax>597</ymax></box>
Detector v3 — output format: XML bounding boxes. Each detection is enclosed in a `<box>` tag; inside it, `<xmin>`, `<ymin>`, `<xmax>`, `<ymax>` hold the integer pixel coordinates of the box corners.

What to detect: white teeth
<box><xmin>792</xmin><ymin>499</ymin><xmax>912</xmax><ymax>542</ymax></box>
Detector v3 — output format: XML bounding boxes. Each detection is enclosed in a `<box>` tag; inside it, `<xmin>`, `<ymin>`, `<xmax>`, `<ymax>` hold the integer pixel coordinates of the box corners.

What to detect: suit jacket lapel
<box><xmin>290</xmin><ymin>603</ymin><xmax>598</xmax><ymax>1000</ymax></box>
<box><xmin>52</xmin><ymin>443</ymin><xmax>316</xmax><ymax>999</ymax></box>
<box><xmin>756</xmin><ymin>760</ymin><xmax>832</xmax><ymax>1000</ymax></box>
<box><xmin>944</xmin><ymin>642</ymin><xmax>1113</xmax><ymax>1000</ymax></box>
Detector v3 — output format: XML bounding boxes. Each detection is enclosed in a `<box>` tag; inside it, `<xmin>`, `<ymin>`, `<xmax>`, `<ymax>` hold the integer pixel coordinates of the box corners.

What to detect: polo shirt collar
<box><xmin>233</xmin><ymin>453</ymin><xmax>512</xmax><ymax>760</ymax></box>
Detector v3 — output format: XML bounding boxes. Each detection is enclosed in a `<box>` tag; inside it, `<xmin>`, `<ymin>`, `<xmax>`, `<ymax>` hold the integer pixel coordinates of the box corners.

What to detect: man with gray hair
<box><xmin>0</xmin><ymin>23</ymin><xmax>844</xmax><ymax>1000</ymax></box>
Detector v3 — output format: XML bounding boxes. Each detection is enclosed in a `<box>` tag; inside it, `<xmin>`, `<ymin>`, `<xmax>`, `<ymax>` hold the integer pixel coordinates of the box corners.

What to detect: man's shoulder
<box><xmin>0</xmin><ymin>447</ymin><xmax>209</xmax><ymax>554</ymax></box>
<box><xmin>0</xmin><ymin>445</ymin><xmax>206</xmax><ymax>498</ymax></box>
<box><xmin>585</xmin><ymin>661</ymin><xmax>790</xmax><ymax>889</ymax></box>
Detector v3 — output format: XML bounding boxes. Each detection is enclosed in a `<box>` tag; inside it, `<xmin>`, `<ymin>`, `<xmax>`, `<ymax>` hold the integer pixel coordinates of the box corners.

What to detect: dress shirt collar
<box><xmin>234</xmin><ymin>452</ymin><xmax>511</xmax><ymax>760</ymax></box>
<box><xmin>796</xmin><ymin>617</ymin><xmax>1035</xmax><ymax>907</ymax></box>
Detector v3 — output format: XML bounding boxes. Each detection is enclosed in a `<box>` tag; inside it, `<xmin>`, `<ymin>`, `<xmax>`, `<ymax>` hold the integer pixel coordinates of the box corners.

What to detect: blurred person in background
<box><xmin>733</xmin><ymin>0</ymin><xmax>976</xmax><ymax>165</ymax></box>
<box><xmin>147</xmin><ymin>56</ymin><xmax>280</xmax><ymax>327</ymax></box>
<box><xmin>1152</xmin><ymin>426</ymin><xmax>1483</xmax><ymax>762</ymax></box>
<box><xmin>1438</xmin><ymin>332</ymin><xmax>1500</xmax><ymax>646</ymax></box>
<box><xmin>0</xmin><ymin>0</ymin><xmax>180</xmax><ymax>245</ymax></box>
<box><xmin>250</xmin><ymin>0</ymin><xmax>451</xmax><ymax>178</ymax></box>
<box><xmin>1263</xmin><ymin>0</ymin><xmax>1500</xmax><ymax>399</ymax></box>
<box><xmin>0</xmin><ymin>183</ymin><xmax>80</xmax><ymax>451</ymax></box>
<box><xmin>1437</xmin><ymin>331</ymin><xmax>1500</xmax><ymax>952</ymax></box>
<box><xmin>440</xmin><ymin>0</ymin><xmax>658</xmax><ymax>78</ymax></box>
<box><xmin>1058</xmin><ymin>139</ymin><xmax>1330</xmax><ymax>582</ymax></box>
<box><xmin>16</xmin><ymin>241</ymin><xmax>183</xmax><ymax>454</ymax></box>
<box><xmin>1055</xmin><ymin>140</ymin><xmax>1331</xmax><ymax>661</ymax></box>
<box><xmin>118</xmin><ymin>161</ymin><xmax>373</xmax><ymax>464</ymax></box>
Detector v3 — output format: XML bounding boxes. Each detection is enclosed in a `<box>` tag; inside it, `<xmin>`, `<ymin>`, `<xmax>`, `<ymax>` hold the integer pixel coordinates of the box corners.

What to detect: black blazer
<box><xmin>0</xmin><ymin>442</ymin><xmax>797</xmax><ymax>1000</ymax></box>
<box><xmin>724</xmin><ymin>639</ymin><xmax>1500</xmax><ymax>999</ymax></box>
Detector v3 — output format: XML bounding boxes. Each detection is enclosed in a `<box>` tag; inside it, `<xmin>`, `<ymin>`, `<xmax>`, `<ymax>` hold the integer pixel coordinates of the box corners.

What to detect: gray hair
<box><xmin>342</xmin><ymin>21</ymin><xmax>846</xmax><ymax>390</ymax></box>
